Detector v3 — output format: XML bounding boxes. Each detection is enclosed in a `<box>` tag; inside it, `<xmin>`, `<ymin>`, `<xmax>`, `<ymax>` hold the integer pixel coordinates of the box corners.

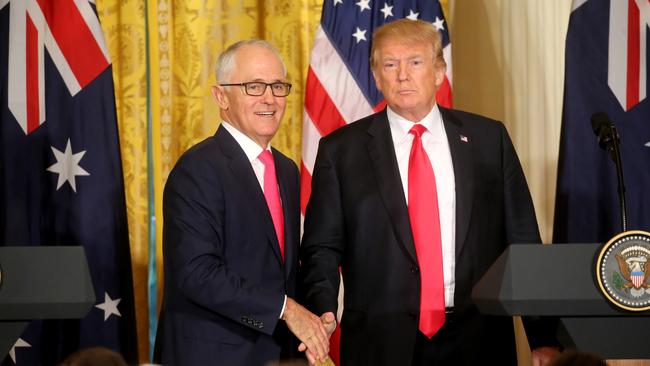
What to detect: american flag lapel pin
<box><xmin>460</xmin><ymin>135</ymin><xmax>469</xmax><ymax>143</ymax></box>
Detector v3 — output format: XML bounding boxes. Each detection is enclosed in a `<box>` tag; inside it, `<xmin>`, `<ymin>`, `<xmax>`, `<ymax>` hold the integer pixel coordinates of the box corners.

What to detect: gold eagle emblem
<box><xmin>614</xmin><ymin>245</ymin><xmax>650</xmax><ymax>290</ymax></box>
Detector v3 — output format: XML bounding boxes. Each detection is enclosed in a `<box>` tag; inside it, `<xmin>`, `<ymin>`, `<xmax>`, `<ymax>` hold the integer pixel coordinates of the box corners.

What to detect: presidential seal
<box><xmin>596</xmin><ymin>230</ymin><xmax>650</xmax><ymax>311</ymax></box>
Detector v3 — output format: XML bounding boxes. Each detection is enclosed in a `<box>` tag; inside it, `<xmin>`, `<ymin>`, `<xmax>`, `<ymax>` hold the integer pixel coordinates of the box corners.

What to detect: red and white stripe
<box><xmin>6</xmin><ymin>0</ymin><xmax>110</xmax><ymax>135</ymax></box>
<box><xmin>632</xmin><ymin>273</ymin><xmax>644</xmax><ymax>288</ymax></box>
<box><xmin>608</xmin><ymin>0</ymin><xmax>649</xmax><ymax>111</ymax></box>
<box><xmin>300</xmin><ymin>23</ymin><xmax>452</xmax><ymax>365</ymax></box>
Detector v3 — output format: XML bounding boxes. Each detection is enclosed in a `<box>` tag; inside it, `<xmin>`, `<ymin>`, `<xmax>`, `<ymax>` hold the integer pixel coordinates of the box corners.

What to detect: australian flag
<box><xmin>0</xmin><ymin>0</ymin><xmax>137</xmax><ymax>364</ymax></box>
<box><xmin>554</xmin><ymin>0</ymin><xmax>650</xmax><ymax>243</ymax></box>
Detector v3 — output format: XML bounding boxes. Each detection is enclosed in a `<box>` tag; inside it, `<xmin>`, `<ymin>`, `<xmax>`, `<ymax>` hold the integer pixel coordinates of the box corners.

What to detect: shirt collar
<box><xmin>386</xmin><ymin>104</ymin><xmax>443</xmax><ymax>143</ymax></box>
<box><xmin>221</xmin><ymin>121</ymin><xmax>270</xmax><ymax>162</ymax></box>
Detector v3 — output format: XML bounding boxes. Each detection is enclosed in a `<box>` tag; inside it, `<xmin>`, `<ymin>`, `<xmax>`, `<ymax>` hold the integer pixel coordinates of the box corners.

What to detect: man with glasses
<box><xmin>158</xmin><ymin>40</ymin><xmax>332</xmax><ymax>366</ymax></box>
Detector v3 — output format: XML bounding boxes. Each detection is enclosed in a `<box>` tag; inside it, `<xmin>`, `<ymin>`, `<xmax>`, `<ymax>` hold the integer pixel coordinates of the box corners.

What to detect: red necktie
<box><xmin>258</xmin><ymin>150</ymin><xmax>285</xmax><ymax>261</ymax></box>
<box><xmin>408</xmin><ymin>124</ymin><xmax>445</xmax><ymax>338</ymax></box>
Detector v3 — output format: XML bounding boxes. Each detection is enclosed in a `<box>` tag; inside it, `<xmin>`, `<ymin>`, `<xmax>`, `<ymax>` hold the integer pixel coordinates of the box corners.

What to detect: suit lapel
<box><xmin>366</xmin><ymin>111</ymin><xmax>418</xmax><ymax>263</ymax></box>
<box><xmin>274</xmin><ymin>149</ymin><xmax>295</xmax><ymax>277</ymax></box>
<box><xmin>439</xmin><ymin>107</ymin><xmax>474</xmax><ymax>257</ymax></box>
<box><xmin>216</xmin><ymin>126</ymin><xmax>284</xmax><ymax>265</ymax></box>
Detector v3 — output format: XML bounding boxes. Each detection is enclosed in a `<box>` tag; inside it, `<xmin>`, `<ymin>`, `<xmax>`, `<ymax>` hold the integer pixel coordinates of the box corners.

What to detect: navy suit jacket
<box><xmin>160</xmin><ymin>125</ymin><xmax>300</xmax><ymax>365</ymax></box>
<box><xmin>300</xmin><ymin>107</ymin><xmax>546</xmax><ymax>365</ymax></box>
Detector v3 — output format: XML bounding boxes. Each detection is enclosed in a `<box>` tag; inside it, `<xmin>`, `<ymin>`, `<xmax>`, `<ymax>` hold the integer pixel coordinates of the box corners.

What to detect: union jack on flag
<box><xmin>5</xmin><ymin>0</ymin><xmax>110</xmax><ymax>134</ymax></box>
<box><xmin>1</xmin><ymin>0</ymin><xmax>137</xmax><ymax>364</ymax></box>
<box><xmin>301</xmin><ymin>1</ymin><xmax>452</xmax><ymax>363</ymax></box>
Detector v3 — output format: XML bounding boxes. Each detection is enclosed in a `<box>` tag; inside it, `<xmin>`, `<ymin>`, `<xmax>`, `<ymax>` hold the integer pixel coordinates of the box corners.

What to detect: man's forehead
<box><xmin>231</xmin><ymin>50</ymin><xmax>285</xmax><ymax>78</ymax></box>
<box><xmin>379</xmin><ymin>47</ymin><xmax>431</xmax><ymax>59</ymax></box>
<box><xmin>378</xmin><ymin>39</ymin><xmax>432</xmax><ymax>52</ymax></box>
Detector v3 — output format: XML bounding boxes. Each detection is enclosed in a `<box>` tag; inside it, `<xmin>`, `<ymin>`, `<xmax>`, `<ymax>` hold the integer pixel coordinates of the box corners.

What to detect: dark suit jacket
<box><xmin>300</xmin><ymin>108</ymin><xmax>544</xmax><ymax>365</ymax></box>
<box><xmin>159</xmin><ymin>125</ymin><xmax>300</xmax><ymax>365</ymax></box>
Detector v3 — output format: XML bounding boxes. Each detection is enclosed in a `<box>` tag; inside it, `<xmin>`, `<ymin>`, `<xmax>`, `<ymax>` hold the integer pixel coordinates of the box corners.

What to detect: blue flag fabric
<box><xmin>0</xmin><ymin>1</ymin><xmax>137</xmax><ymax>364</ymax></box>
<box><xmin>554</xmin><ymin>0</ymin><xmax>650</xmax><ymax>243</ymax></box>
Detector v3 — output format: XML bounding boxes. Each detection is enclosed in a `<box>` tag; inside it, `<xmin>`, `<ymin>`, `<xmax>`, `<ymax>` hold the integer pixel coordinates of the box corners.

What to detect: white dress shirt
<box><xmin>386</xmin><ymin>105</ymin><xmax>457</xmax><ymax>307</ymax></box>
<box><xmin>221</xmin><ymin>121</ymin><xmax>269</xmax><ymax>191</ymax></box>
<box><xmin>221</xmin><ymin>121</ymin><xmax>288</xmax><ymax>317</ymax></box>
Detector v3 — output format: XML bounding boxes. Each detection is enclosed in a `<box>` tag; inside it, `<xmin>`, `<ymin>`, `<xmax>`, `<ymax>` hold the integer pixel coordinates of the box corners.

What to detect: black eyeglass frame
<box><xmin>219</xmin><ymin>81</ymin><xmax>293</xmax><ymax>97</ymax></box>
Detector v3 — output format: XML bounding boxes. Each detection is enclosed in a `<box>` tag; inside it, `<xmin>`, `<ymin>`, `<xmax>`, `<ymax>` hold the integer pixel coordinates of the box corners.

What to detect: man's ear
<box><xmin>372</xmin><ymin>68</ymin><xmax>383</xmax><ymax>93</ymax></box>
<box><xmin>211</xmin><ymin>85</ymin><xmax>229</xmax><ymax>110</ymax></box>
<box><xmin>434</xmin><ymin>63</ymin><xmax>446</xmax><ymax>88</ymax></box>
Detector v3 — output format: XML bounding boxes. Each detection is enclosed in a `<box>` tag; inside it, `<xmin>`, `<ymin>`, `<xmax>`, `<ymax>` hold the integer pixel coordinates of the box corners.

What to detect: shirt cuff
<box><xmin>279</xmin><ymin>295</ymin><xmax>287</xmax><ymax>319</ymax></box>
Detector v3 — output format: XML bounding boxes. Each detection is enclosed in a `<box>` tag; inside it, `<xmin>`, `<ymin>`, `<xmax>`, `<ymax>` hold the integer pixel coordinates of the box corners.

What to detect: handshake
<box><xmin>281</xmin><ymin>298</ymin><xmax>337</xmax><ymax>366</ymax></box>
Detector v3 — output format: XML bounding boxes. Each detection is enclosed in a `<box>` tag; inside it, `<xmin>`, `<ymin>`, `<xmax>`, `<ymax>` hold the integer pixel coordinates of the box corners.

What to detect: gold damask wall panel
<box><xmin>96</xmin><ymin>0</ymin><xmax>149</xmax><ymax>361</ymax></box>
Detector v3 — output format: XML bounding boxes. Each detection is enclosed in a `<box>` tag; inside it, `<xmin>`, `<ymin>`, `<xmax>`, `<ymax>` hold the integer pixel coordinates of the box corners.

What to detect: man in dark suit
<box><xmin>300</xmin><ymin>20</ymin><xmax>559</xmax><ymax>366</ymax></box>
<box><xmin>159</xmin><ymin>40</ymin><xmax>330</xmax><ymax>366</ymax></box>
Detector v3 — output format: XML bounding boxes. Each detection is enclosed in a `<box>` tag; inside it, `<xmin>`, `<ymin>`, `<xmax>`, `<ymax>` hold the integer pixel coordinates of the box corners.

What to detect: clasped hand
<box><xmin>282</xmin><ymin>298</ymin><xmax>336</xmax><ymax>365</ymax></box>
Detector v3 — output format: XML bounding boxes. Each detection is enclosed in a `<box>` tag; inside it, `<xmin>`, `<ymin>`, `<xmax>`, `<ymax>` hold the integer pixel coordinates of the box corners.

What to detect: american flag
<box><xmin>1</xmin><ymin>0</ymin><xmax>137</xmax><ymax>364</ymax></box>
<box><xmin>300</xmin><ymin>1</ymin><xmax>452</xmax><ymax>363</ymax></box>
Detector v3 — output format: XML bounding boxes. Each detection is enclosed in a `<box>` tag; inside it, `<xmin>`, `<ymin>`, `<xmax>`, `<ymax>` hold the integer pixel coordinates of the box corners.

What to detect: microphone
<box><xmin>590</xmin><ymin>112</ymin><xmax>627</xmax><ymax>232</ymax></box>
<box><xmin>591</xmin><ymin>112</ymin><xmax>618</xmax><ymax>159</ymax></box>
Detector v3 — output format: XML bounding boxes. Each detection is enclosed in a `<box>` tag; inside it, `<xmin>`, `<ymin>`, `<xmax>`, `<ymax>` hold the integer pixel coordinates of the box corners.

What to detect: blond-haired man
<box><xmin>300</xmin><ymin>20</ymin><xmax>558</xmax><ymax>365</ymax></box>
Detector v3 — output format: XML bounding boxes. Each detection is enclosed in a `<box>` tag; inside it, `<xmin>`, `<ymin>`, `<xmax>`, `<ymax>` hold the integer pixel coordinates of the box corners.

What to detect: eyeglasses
<box><xmin>219</xmin><ymin>81</ymin><xmax>292</xmax><ymax>97</ymax></box>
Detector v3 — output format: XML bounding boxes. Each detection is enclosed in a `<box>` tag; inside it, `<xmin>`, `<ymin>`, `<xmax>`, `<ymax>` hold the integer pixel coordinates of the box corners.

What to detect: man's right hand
<box><xmin>281</xmin><ymin>298</ymin><xmax>330</xmax><ymax>363</ymax></box>
<box><xmin>298</xmin><ymin>312</ymin><xmax>336</xmax><ymax>365</ymax></box>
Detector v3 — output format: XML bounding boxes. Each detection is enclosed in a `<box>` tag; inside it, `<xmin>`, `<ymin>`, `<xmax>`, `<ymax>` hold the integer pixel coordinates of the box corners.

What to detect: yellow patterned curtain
<box><xmin>97</xmin><ymin>0</ymin><xmax>322</xmax><ymax>361</ymax></box>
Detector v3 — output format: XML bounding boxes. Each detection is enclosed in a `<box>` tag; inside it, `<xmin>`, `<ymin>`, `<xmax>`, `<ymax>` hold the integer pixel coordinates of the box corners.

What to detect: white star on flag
<box><xmin>46</xmin><ymin>138</ymin><xmax>90</xmax><ymax>192</ymax></box>
<box><xmin>406</xmin><ymin>9</ymin><xmax>419</xmax><ymax>20</ymax></box>
<box><xmin>355</xmin><ymin>0</ymin><xmax>370</xmax><ymax>12</ymax></box>
<box><xmin>9</xmin><ymin>338</ymin><xmax>31</xmax><ymax>364</ymax></box>
<box><xmin>380</xmin><ymin>3</ymin><xmax>393</xmax><ymax>19</ymax></box>
<box><xmin>433</xmin><ymin>16</ymin><xmax>445</xmax><ymax>31</ymax></box>
<box><xmin>352</xmin><ymin>27</ymin><xmax>367</xmax><ymax>43</ymax></box>
<box><xmin>95</xmin><ymin>291</ymin><xmax>122</xmax><ymax>321</ymax></box>
<box><xmin>333</xmin><ymin>0</ymin><xmax>343</xmax><ymax>5</ymax></box>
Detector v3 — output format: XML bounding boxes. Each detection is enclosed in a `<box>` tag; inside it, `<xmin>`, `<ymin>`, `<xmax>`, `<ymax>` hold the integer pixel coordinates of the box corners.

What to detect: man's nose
<box><xmin>261</xmin><ymin>85</ymin><xmax>275</xmax><ymax>102</ymax></box>
<box><xmin>397</xmin><ymin>64</ymin><xmax>409</xmax><ymax>81</ymax></box>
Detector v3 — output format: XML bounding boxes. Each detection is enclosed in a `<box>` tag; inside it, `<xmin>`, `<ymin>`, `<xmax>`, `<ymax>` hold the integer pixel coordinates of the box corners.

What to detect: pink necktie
<box><xmin>259</xmin><ymin>150</ymin><xmax>285</xmax><ymax>261</ymax></box>
<box><xmin>408</xmin><ymin>124</ymin><xmax>445</xmax><ymax>338</ymax></box>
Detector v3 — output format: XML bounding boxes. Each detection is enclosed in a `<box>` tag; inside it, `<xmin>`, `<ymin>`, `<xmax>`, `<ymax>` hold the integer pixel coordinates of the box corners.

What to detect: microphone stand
<box><xmin>607</xmin><ymin>124</ymin><xmax>627</xmax><ymax>232</ymax></box>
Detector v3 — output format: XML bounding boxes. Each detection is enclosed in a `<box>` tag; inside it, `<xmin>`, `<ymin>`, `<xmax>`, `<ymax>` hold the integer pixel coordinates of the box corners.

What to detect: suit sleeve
<box><xmin>500</xmin><ymin>124</ymin><xmax>542</xmax><ymax>244</ymax></box>
<box><xmin>299</xmin><ymin>139</ymin><xmax>344</xmax><ymax>316</ymax></box>
<box><xmin>163</xmin><ymin>155</ymin><xmax>283</xmax><ymax>335</ymax></box>
<box><xmin>499</xmin><ymin>124</ymin><xmax>560</xmax><ymax>348</ymax></box>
